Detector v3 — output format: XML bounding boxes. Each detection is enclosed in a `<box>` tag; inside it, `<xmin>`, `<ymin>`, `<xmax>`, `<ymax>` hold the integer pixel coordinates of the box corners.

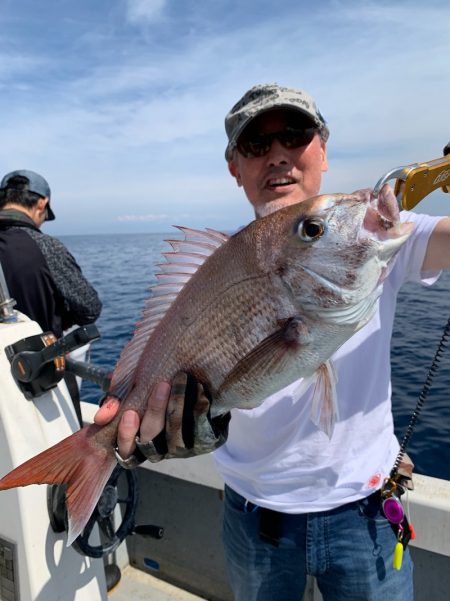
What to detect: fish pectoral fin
<box><xmin>310</xmin><ymin>360</ymin><xmax>339</xmax><ymax>438</ymax></box>
<box><xmin>218</xmin><ymin>317</ymin><xmax>311</xmax><ymax>395</ymax></box>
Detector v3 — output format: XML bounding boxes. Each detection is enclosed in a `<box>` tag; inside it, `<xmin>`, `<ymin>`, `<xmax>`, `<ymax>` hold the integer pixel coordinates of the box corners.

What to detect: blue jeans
<box><xmin>222</xmin><ymin>485</ymin><xmax>413</xmax><ymax>601</ymax></box>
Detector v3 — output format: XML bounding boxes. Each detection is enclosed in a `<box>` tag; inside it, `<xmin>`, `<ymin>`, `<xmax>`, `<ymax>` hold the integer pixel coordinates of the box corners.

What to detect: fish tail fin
<box><xmin>0</xmin><ymin>424</ymin><xmax>117</xmax><ymax>545</ymax></box>
<box><xmin>310</xmin><ymin>360</ymin><xmax>339</xmax><ymax>438</ymax></box>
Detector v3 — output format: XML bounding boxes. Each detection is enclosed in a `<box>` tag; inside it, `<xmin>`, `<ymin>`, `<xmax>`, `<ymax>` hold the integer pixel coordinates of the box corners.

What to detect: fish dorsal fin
<box><xmin>109</xmin><ymin>226</ymin><xmax>230</xmax><ymax>399</ymax></box>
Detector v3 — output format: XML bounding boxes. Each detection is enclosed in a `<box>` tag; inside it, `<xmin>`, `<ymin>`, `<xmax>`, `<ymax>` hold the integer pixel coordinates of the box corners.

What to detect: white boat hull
<box><xmin>0</xmin><ymin>313</ymin><xmax>107</xmax><ymax>601</ymax></box>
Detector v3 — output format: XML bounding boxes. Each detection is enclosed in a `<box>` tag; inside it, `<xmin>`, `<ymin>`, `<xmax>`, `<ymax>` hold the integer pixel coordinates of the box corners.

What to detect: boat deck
<box><xmin>109</xmin><ymin>565</ymin><xmax>206</xmax><ymax>601</ymax></box>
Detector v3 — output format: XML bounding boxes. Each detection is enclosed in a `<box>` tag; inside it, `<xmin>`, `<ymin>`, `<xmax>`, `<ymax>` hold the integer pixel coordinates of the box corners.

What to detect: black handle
<box><xmin>40</xmin><ymin>324</ymin><xmax>100</xmax><ymax>363</ymax></box>
<box><xmin>11</xmin><ymin>325</ymin><xmax>101</xmax><ymax>383</ymax></box>
<box><xmin>133</xmin><ymin>524</ymin><xmax>164</xmax><ymax>539</ymax></box>
<box><xmin>65</xmin><ymin>357</ymin><xmax>111</xmax><ymax>392</ymax></box>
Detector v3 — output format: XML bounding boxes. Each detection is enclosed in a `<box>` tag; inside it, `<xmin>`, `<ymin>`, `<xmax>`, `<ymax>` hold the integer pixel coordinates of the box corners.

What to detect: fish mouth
<box><xmin>358</xmin><ymin>184</ymin><xmax>413</xmax><ymax>286</ymax></box>
<box><xmin>361</xmin><ymin>185</ymin><xmax>413</xmax><ymax>242</ymax></box>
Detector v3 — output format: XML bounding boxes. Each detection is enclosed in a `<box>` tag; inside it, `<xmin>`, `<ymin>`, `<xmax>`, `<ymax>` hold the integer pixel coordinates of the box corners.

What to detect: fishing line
<box><xmin>373</xmin><ymin>150</ymin><xmax>450</xmax><ymax>567</ymax></box>
<box><xmin>390</xmin><ymin>314</ymin><xmax>450</xmax><ymax>479</ymax></box>
<box><xmin>380</xmin><ymin>313</ymin><xmax>450</xmax><ymax>569</ymax></box>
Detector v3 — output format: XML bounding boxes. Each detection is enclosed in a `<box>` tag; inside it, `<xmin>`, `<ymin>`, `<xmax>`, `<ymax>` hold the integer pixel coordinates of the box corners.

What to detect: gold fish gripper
<box><xmin>373</xmin><ymin>153</ymin><xmax>450</xmax><ymax>210</ymax></box>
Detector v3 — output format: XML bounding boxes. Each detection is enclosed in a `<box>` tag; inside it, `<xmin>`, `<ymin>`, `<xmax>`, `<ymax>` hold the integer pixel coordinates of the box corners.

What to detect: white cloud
<box><xmin>126</xmin><ymin>0</ymin><xmax>167</xmax><ymax>23</ymax></box>
<box><xmin>116</xmin><ymin>213</ymin><xmax>170</xmax><ymax>222</ymax></box>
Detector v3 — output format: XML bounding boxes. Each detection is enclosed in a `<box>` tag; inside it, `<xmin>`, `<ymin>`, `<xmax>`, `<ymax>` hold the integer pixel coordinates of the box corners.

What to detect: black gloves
<box><xmin>115</xmin><ymin>372</ymin><xmax>231</xmax><ymax>469</ymax></box>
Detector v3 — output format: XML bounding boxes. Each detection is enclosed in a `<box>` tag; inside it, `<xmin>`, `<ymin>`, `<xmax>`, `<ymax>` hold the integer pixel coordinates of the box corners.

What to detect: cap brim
<box><xmin>46</xmin><ymin>204</ymin><xmax>55</xmax><ymax>221</ymax></box>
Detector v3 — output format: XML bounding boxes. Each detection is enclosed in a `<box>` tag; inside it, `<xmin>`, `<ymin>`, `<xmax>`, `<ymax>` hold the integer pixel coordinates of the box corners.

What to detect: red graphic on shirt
<box><xmin>367</xmin><ymin>473</ymin><xmax>381</xmax><ymax>488</ymax></box>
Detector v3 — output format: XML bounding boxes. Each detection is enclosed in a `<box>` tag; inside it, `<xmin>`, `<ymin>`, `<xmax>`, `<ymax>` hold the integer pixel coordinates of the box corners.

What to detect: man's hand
<box><xmin>94</xmin><ymin>374</ymin><xmax>230</xmax><ymax>468</ymax></box>
<box><xmin>94</xmin><ymin>382</ymin><xmax>171</xmax><ymax>459</ymax></box>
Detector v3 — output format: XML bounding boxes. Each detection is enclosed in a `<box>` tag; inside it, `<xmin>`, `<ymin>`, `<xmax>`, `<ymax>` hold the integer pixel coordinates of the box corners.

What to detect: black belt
<box><xmin>230</xmin><ymin>486</ymin><xmax>382</xmax><ymax>548</ymax></box>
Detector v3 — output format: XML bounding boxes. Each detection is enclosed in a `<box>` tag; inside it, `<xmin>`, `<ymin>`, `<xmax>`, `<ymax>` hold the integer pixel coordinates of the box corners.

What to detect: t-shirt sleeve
<box><xmin>392</xmin><ymin>211</ymin><xmax>444</xmax><ymax>286</ymax></box>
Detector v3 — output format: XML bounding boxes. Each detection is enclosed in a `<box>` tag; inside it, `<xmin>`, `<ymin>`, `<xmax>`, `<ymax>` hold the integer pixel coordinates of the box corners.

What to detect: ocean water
<box><xmin>61</xmin><ymin>233</ymin><xmax>450</xmax><ymax>481</ymax></box>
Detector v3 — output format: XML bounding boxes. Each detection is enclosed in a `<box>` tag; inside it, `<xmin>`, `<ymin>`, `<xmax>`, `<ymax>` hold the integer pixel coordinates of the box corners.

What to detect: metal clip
<box><xmin>373</xmin><ymin>154</ymin><xmax>450</xmax><ymax>210</ymax></box>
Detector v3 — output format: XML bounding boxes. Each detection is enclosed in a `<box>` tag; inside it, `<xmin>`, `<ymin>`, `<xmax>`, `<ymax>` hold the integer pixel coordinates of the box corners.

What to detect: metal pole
<box><xmin>0</xmin><ymin>262</ymin><xmax>16</xmax><ymax>322</ymax></box>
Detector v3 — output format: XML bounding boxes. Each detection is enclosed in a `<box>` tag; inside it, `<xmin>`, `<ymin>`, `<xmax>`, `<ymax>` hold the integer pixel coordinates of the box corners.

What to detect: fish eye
<box><xmin>296</xmin><ymin>218</ymin><xmax>326</xmax><ymax>242</ymax></box>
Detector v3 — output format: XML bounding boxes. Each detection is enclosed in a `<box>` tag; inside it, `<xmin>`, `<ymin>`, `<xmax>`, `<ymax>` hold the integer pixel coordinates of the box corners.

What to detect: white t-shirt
<box><xmin>214</xmin><ymin>211</ymin><xmax>442</xmax><ymax>513</ymax></box>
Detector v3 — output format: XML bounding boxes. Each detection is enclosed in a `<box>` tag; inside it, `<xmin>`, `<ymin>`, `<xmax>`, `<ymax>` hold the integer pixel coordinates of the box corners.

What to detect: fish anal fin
<box><xmin>310</xmin><ymin>360</ymin><xmax>339</xmax><ymax>438</ymax></box>
<box><xmin>0</xmin><ymin>424</ymin><xmax>117</xmax><ymax>545</ymax></box>
<box><xmin>218</xmin><ymin>317</ymin><xmax>311</xmax><ymax>395</ymax></box>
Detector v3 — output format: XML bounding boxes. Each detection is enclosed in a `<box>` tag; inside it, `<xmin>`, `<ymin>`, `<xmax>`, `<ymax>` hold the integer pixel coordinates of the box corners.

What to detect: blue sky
<box><xmin>1</xmin><ymin>0</ymin><xmax>449</xmax><ymax>235</ymax></box>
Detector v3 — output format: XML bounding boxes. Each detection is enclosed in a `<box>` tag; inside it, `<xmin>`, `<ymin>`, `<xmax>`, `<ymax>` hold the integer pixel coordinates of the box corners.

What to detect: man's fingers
<box><xmin>94</xmin><ymin>397</ymin><xmax>120</xmax><ymax>426</ymax></box>
<box><xmin>140</xmin><ymin>381</ymin><xmax>171</xmax><ymax>442</ymax></box>
<box><xmin>117</xmin><ymin>410</ymin><xmax>140</xmax><ymax>459</ymax></box>
<box><xmin>166</xmin><ymin>373</ymin><xmax>187</xmax><ymax>453</ymax></box>
<box><xmin>193</xmin><ymin>383</ymin><xmax>210</xmax><ymax>417</ymax></box>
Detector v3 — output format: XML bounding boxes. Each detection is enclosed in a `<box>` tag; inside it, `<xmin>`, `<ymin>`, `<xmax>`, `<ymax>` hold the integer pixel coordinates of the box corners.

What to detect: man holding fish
<box><xmin>104</xmin><ymin>84</ymin><xmax>450</xmax><ymax>600</ymax></box>
<box><xmin>3</xmin><ymin>84</ymin><xmax>450</xmax><ymax>601</ymax></box>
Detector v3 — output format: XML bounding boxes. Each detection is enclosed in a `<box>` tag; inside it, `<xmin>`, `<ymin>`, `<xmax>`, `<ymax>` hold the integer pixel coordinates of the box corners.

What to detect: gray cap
<box><xmin>0</xmin><ymin>169</ymin><xmax>55</xmax><ymax>221</ymax></box>
<box><xmin>444</xmin><ymin>142</ymin><xmax>450</xmax><ymax>156</ymax></box>
<box><xmin>224</xmin><ymin>83</ymin><xmax>329</xmax><ymax>160</ymax></box>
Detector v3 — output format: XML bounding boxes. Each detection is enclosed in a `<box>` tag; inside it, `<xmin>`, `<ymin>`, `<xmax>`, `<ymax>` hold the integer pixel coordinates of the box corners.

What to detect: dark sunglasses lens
<box><xmin>281</xmin><ymin>127</ymin><xmax>316</xmax><ymax>149</ymax></box>
<box><xmin>237</xmin><ymin>127</ymin><xmax>316</xmax><ymax>158</ymax></box>
<box><xmin>237</xmin><ymin>136</ymin><xmax>271</xmax><ymax>158</ymax></box>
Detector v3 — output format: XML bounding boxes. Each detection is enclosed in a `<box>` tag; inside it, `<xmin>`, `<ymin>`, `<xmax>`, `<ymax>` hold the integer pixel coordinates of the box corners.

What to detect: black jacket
<box><xmin>0</xmin><ymin>210</ymin><xmax>102</xmax><ymax>337</ymax></box>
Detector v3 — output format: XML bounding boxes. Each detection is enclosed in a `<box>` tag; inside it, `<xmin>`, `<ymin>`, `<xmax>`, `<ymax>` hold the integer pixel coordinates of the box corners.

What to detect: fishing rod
<box><xmin>372</xmin><ymin>145</ymin><xmax>450</xmax><ymax>570</ymax></box>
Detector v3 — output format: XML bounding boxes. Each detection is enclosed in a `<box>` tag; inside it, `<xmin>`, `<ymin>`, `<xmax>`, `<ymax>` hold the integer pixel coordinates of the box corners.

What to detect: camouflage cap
<box><xmin>224</xmin><ymin>83</ymin><xmax>329</xmax><ymax>160</ymax></box>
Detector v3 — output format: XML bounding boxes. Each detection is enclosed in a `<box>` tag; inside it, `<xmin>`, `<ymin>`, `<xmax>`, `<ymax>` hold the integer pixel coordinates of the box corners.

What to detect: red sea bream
<box><xmin>0</xmin><ymin>185</ymin><xmax>413</xmax><ymax>544</ymax></box>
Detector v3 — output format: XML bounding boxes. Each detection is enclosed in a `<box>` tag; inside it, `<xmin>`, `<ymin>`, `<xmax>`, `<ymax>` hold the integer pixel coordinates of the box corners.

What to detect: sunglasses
<box><xmin>236</xmin><ymin>126</ymin><xmax>317</xmax><ymax>159</ymax></box>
